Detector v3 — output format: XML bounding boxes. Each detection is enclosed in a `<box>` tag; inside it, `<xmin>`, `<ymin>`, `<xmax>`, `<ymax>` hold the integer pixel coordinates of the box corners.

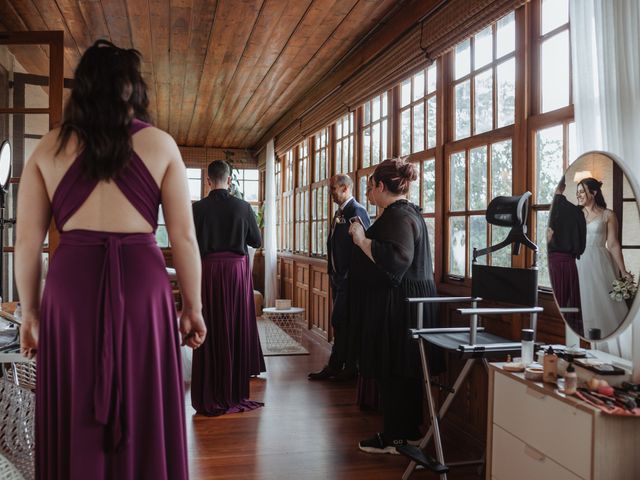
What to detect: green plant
<box><xmin>224</xmin><ymin>150</ymin><xmax>244</xmax><ymax>200</ymax></box>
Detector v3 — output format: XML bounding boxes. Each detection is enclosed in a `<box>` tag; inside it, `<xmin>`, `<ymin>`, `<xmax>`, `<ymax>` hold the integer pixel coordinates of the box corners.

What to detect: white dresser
<box><xmin>486</xmin><ymin>364</ymin><xmax>640</xmax><ymax>480</ymax></box>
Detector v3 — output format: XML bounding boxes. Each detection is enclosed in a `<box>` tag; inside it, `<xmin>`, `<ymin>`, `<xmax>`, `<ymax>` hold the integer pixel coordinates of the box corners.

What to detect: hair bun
<box><xmin>399</xmin><ymin>161</ymin><xmax>418</xmax><ymax>181</ymax></box>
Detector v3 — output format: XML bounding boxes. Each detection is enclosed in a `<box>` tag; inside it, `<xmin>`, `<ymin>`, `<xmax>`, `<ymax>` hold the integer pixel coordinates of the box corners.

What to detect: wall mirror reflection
<box><xmin>547</xmin><ymin>151</ymin><xmax>640</xmax><ymax>343</ymax></box>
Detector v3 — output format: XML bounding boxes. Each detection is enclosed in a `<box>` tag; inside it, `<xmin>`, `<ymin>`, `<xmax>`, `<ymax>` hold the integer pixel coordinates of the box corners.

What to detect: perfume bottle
<box><xmin>543</xmin><ymin>346</ymin><xmax>558</xmax><ymax>384</ymax></box>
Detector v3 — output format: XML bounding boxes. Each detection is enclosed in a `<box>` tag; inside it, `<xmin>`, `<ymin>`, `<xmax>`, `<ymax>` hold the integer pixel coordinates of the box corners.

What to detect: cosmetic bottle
<box><xmin>564</xmin><ymin>362</ymin><xmax>577</xmax><ymax>395</ymax></box>
<box><xmin>521</xmin><ymin>329</ymin><xmax>534</xmax><ymax>366</ymax></box>
<box><xmin>543</xmin><ymin>346</ymin><xmax>558</xmax><ymax>384</ymax></box>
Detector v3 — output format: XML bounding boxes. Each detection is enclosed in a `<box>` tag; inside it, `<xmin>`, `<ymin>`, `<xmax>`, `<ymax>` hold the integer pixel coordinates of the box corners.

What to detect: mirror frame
<box><xmin>0</xmin><ymin>140</ymin><xmax>11</xmax><ymax>190</ymax></box>
<box><xmin>551</xmin><ymin>150</ymin><xmax>640</xmax><ymax>343</ymax></box>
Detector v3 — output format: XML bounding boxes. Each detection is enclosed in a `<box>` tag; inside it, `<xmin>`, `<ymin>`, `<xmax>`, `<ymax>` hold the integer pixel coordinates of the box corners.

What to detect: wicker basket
<box><xmin>0</xmin><ymin>362</ymin><xmax>35</xmax><ymax>480</ymax></box>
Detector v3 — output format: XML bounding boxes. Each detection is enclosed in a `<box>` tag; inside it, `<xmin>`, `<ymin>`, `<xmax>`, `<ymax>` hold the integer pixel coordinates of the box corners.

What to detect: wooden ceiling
<box><xmin>0</xmin><ymin>0</ymin><xmax>405</xmax><ymax>149</ymax></box>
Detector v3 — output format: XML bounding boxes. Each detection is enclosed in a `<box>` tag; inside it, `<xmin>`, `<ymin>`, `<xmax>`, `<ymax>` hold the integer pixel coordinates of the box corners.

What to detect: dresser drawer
<box><xmin>493</xmin><ymin>370</ymin><xmax>592</xmax><ymax>479</ymax></box>
<box><xmin>492</xmin><ymin>424</ymin><xmax>583</xmax><ymax>480</ymax></box>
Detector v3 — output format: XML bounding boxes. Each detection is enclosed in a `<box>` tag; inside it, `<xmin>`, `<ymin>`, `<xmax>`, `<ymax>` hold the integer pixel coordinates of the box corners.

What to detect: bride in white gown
<box><xmin>575</xmin><ymin>178</ymin><xmax>631</xmax><ymax>343</ymax></box>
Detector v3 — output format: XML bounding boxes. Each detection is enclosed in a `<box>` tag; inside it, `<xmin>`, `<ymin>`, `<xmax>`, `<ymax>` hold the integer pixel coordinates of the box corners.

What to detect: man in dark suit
<box><xmin>309</xmin><ymin>174</ymin><xmax>370</xmax><ymax>381</ymax></box>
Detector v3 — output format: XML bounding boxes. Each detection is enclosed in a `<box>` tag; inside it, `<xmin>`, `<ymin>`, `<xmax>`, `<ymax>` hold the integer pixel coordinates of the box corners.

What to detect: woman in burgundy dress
<box><xmin>15</xmin><ymin>40</ymin><xmax>206</xmax><ymax>479</ymax></box>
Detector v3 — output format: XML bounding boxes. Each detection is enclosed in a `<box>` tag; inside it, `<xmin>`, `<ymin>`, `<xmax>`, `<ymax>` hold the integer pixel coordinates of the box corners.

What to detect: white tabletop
<box><xmin>262</xmin><ymin>307</ymin><xmax>305</xmax><ymax>314</ymax></box>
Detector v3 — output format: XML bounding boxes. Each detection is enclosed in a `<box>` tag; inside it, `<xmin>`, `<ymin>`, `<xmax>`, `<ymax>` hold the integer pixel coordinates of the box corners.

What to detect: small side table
<box><xmin>262</xmin><ymin>307</ymin><xmax>305</xmax><ymax>352</ymax></box>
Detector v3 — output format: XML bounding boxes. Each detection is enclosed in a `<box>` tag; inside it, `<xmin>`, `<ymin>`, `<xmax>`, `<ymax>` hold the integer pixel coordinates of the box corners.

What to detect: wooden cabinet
<box><xmin>487</xmin><ymin>365</ymin><xmax>640</xmax><ymax>480</ymax></box>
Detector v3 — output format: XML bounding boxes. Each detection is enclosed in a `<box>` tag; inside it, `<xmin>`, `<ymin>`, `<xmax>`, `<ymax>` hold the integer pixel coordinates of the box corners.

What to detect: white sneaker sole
<box><xmin>358</xmin><ymin>444</ymin><xmax>399</xmax><ymax>455</ymax></box>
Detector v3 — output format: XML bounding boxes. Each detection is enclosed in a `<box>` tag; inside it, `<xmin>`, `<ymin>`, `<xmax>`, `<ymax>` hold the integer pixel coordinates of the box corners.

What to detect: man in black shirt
<box><xmin>548</xmin><ymin>176</ymin><xmax>586</xmax><ymax>336</ymax></box>
<box><xmin>190</xmin><ymin>160</ymin><xmax>265</xmax><ymax>415</ymax></box>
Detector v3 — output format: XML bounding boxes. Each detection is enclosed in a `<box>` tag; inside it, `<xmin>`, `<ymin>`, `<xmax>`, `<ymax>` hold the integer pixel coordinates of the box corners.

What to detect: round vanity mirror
<box><xmin>0</xmin><ymin>141</ymin><xmax>11</xmax><ymax>191</ymax></box>
<box><xmin>547</xmin><ymin>151</ymin><xmax>640</xmax><ymax>342</ymax></box>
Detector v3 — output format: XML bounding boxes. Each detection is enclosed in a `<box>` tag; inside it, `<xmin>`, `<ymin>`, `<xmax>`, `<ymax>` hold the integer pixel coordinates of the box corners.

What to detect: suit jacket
<box><xmin>327</xmin><ymin>198</ymin><xmax>371</xmax><ymax>287</ymax></box>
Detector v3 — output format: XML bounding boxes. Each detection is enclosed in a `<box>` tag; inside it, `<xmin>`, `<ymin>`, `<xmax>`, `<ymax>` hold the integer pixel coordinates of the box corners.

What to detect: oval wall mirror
<box><xmin>0</xmin><ymin>140</ymin><xmax>11</xmax><ymax>190</ymax></box>
<box><xmin>547</xmin><ymin>151</ymin><xmax>640</xmax><ymax>342</ymax></box>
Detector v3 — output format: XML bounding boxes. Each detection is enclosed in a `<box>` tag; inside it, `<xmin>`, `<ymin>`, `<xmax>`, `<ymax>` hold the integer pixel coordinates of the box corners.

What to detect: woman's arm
<box><xmin>605</xmin><ymin>210</ymin><xmax>630</xmax><ymax>278</ymax></box>
<box><xmin>15</xmin><ymin>143</ymin><xmax>52</xmax><ymax>358</ymax></box>
<box><xmin>160</xmin><ymin>134</ymin><xmax>206</xmax><ymax>348</ymax></box>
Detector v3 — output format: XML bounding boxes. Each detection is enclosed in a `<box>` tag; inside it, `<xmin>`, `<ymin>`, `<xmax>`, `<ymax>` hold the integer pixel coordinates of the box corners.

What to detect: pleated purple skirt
<box><xmin>549</xmin><ymin>252</ymin><xmax>584</xmax><ymax>337</ymax></box>
<box><xmin>37</xmin><ymin>230</ymin><xmax>188</xmax><ymax>480</ymax></box>
<box><xmin>191</xmin><ymin>252</ymin><xmax>265</xmax><ymax>416</ymax></box>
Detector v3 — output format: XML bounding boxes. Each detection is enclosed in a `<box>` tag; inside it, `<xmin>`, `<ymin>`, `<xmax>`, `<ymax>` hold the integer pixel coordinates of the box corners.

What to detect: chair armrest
<box><xmin>406</xmin><ymin>296</ymin><xmax>481</xmax><ymax>304</ymax></box>
<box><xmin>457</xmin><ymin>306</ymin><xmax>543</xmax><ymax>315</ymax></box>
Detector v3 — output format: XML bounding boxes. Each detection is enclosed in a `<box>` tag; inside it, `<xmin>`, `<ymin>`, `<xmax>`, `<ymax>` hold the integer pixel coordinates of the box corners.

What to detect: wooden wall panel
<box><xmin>310</xmin><ymin>266</ymin><xmax>329</xmax><ymax>335</ymax></box>
<box><xmin>281</xmin><ymin>258</ymin><xmax>294</xmax><ymax>301</ymax></box>
<box><xmin>294</xmin><ymin>262</ymin><xmax>310</xmax><ymax>327</ymax></box>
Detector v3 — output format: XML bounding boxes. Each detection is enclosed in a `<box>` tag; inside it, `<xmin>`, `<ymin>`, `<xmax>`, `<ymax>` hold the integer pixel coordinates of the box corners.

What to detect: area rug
<box><xmin>257</xmin><ymin>317</ymin><xmax>309</xmax><ymax>356</ymax></box>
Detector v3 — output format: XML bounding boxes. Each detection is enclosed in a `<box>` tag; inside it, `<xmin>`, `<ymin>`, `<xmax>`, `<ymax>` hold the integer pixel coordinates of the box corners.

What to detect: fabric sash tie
<box><xmin>59</xmin><ymin>230</ymin><xmax>157</xmax><ymax>451</ymax></box>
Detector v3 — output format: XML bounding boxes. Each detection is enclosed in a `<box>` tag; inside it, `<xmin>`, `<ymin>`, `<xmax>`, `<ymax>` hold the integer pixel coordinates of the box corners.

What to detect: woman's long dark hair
<box><xmin>579</xmin><ymin>177</ymin><xmax>607</xmax><ymax>209</ymax></box>
<box><xmin>57</xmin><ymin>40</ymin><xmax>151</xmax><ymax>180</ymax></box>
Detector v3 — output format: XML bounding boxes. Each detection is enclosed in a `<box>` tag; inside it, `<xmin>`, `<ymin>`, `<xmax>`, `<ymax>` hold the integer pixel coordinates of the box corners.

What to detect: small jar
<box><xmin>521</xmin><ymin>329</ymin><xmax>534</xmax><ymax>366</ymax></box>
<box><xmin>564</xmin><ymin>362</ymin><xmax>577</xmax><ymax>395</ymax></box>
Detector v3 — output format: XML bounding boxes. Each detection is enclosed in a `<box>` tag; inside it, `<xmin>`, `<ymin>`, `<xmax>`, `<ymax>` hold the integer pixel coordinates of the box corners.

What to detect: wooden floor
<box><xmin>185</xmin><ymin>335</ymin><xmax>483</xmax><ymax>480</ymax></box>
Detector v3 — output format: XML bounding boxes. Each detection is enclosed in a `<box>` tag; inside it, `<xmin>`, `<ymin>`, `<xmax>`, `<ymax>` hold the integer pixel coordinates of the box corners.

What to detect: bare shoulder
<box><xmin>28</xmin><ymin>128</ymin><xmax>62</xmax><ymax>167</ymax></box>
<box><xmin>134</xmin><ymin>126</ymin><xmax>179</xmax><ymax>158</ymax></box>
<box><xmin>604</xmin><ymin>208</ymin><xmax>616</xmax><ymax>221</ymax></box>
<box><xmin>133</xmin><ymin>126</ymin><xmax>182</xmax><ymax>183</ymax></box>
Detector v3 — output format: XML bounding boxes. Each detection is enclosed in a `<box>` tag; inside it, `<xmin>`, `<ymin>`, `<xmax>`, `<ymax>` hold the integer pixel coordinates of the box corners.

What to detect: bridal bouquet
<box><xmin>609</xmin><ymin>274</ymin><xmax>638</xmax><ymax>302</ymax></box>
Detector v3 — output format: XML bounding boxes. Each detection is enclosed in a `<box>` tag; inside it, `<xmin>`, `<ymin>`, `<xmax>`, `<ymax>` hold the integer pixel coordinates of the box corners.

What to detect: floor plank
<box><xmin>185</xmin><ymin>336</ymin><xmax>483</xmax><ymax>479</ymax></box>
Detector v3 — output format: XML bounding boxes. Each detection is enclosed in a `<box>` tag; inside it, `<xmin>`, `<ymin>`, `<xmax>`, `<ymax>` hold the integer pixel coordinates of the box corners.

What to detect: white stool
<box><xmin>262</xmin><ymin>307</ymin><xmax>305</xmax><ymax>352</ymax></box>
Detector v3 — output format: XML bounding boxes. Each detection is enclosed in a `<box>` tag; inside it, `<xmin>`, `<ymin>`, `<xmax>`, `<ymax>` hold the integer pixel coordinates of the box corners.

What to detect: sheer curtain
<box><xmin>570</xmin><ymin>0</ymin><xmax>640</xmax><ymax>366</ymax></box>
<box><xmin>264</xmin><ymin>139</ymin><xmax>278</xmax><ymax>307</ymax></box>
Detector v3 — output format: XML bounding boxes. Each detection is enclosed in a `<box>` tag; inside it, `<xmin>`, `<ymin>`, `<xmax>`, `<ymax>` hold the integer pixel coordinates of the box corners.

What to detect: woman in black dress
<box><xmin>349</xmin><ymin>158</ymin><xmax>442</xmax><ymax>454</ymax></box>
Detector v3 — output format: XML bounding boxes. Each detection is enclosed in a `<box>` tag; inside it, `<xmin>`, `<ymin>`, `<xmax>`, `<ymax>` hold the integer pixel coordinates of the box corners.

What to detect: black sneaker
<box><xmin>358</xmin><ymin>433</ymin><xmax>406</xmax><ymax>455</ymax></box>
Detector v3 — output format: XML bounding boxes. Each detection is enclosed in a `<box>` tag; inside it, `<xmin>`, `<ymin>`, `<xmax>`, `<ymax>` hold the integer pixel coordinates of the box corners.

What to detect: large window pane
<box><xmin>469</xmin><ymin>215</ymin><xmax>488</xmax><ymax>270</ymax></box>
<box><xmin>541</xmin><ymin>30</ymin><xmax>570</xmax><ymax>112</ymax></box>
<box><xmin>474</xmin><ymin>69</ymin><xmax>493</xmax><ymax>134</ymax></box>
<box><xmin>449</xmin><ymin>217</ymin><xmax>466</xmax><ymax>276</ymax></box>
<box><xmin>409</xmin><ymin>175</ymin><xmax>420</xmax><ymax>205</ymax></box>
<box><xmin>425</xmin><ymin>217</ymin><xmax>436</xmax><ymax>270</ymax></box>
<box><xmin>470</xmin><ymin>146</ymin><xmax>487</xmax><ymax>210</ymax></box>
<box><xmin>381</xmin><ymin>120</ymin><xmax>388</xmax><ymax>161</ymax></box>
<box><xmin>455</xmin><ymin>39</ymin><xmax>471</xmax><ymax>80</ymax></box>
<box><xmin>455</xmin><ymin>80</ymin><xmax>471</xmax><ymax>139</ymax></box>
<box><xmin>497</xmin><ymin>58</ymin><xmax>515</xmax><ymax>127</ymax></box>
<box><xmin>413</xmin><ymin>70</ymin><xmax>425</xmax><ymax>101</ymax></box>
<box><xmin>450</xmin><ymin>152</ymin><xmax>466</xmax><ymax>211</ymax></box>
<box><xmin>474</xmin><ymin>26</ymin><xmax>493</xmax><ymax>70</ymax></box>
<box><xmin>496</xmin><ymin>12</ymin><xmax>516</xmax><ymax>58</ymax></box>
<box><xmin>372</xmin><ymin>96</ymin><xmax>381</xmax><ymax>121</ymax></box>
<box><xmin>427</xmin><ymin>96</ymin><xmax>437</xmax><ymax>149</ymax></box>
<box><xmin>491</xmin><ymin>139</ymin><xmax>513</xmax><ymax>198</ymax></box>
<box><xmin>535</xmin><ymin>125</ymin><xmax>564</xmax><ymax>204</ymax></box>
<box><xmin>536</xmin><ymin>210</ymin><xmax>551</xmax><ymax>287</ymax></box>
<box><xmin>491</xmin><ymin>225</ymin><xmax>512</xmax><ymax>267</ymax></box>
<box><xmin>427</xmin><ymin>64</ymin><xmax>437</xmax><ymax>94</ymax></box>
<box><xmin>363</xmin><ymin>127</ymin><xmax>371</xmax><ymax>168</ymax></box>
<box><xmin>413</xmin><ymin>102</ymin><xmax>425</xmax><ymax>153</ymax></box>
<box><xmin>541</xmin><ymin>0</ymin><xmax>569</xmax><ymax>35</ymax></box>
<box><xmin>371</xmin><ymin>122</ymin><xmax>380</xmax><ymax>165</ymax></box>
<box><xmin>423</xmin><ymin>159</ymin><xmax>436</xmax><ymax>213</ymax></box>
<box><xmin>401</xmin><ymin>109</ymin><xmax>411</xmax><ymax>156</ymax></box>
<box><xmin>622</xmin><ymin>202</ymin><xmax>640</xmax><ymax>246</ymax></box>
<box><xmin>401</xmin><ymin>79</ymin><xmax>411</xmax><ymax>108</ymax></box>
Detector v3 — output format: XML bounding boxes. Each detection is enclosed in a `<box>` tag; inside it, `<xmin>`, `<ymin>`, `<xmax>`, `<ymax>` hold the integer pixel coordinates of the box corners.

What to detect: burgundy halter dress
<box><xmin>36</xmin><ymin>119</ymin><xmax>189</xmax><ymax>479</ymax></box>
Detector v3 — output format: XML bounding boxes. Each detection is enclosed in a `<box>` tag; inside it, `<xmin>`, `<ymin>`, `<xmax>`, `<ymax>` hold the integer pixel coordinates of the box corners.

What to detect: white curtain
<box><xmin>264</xmin><ymin>139</ymin><xmax>278</xmax><ymax>306</ymax></box>
<box><xmin>570</xmin><ymin>0</ymin><xmax>640</xmax><ymax>365</ymax></box>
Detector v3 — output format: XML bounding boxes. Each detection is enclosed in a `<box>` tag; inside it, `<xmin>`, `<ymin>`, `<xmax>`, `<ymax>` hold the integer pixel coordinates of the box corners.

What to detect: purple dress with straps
<box><xmin>36</xmin><ymin>119</ymin><xmax>189</xmax><ymax>479</ymax></box>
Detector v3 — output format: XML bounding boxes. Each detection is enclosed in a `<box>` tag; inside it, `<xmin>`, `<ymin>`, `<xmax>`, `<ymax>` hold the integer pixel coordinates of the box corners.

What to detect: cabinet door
<box><xmin>492</xmin><ymin>425</ymin><xmax>583</xmax><ymax>480</ymax></box>
<box><xmin>493</xmin><ymin>371</ymin><xmax>592</xmax><ymax>479</ymax></box>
